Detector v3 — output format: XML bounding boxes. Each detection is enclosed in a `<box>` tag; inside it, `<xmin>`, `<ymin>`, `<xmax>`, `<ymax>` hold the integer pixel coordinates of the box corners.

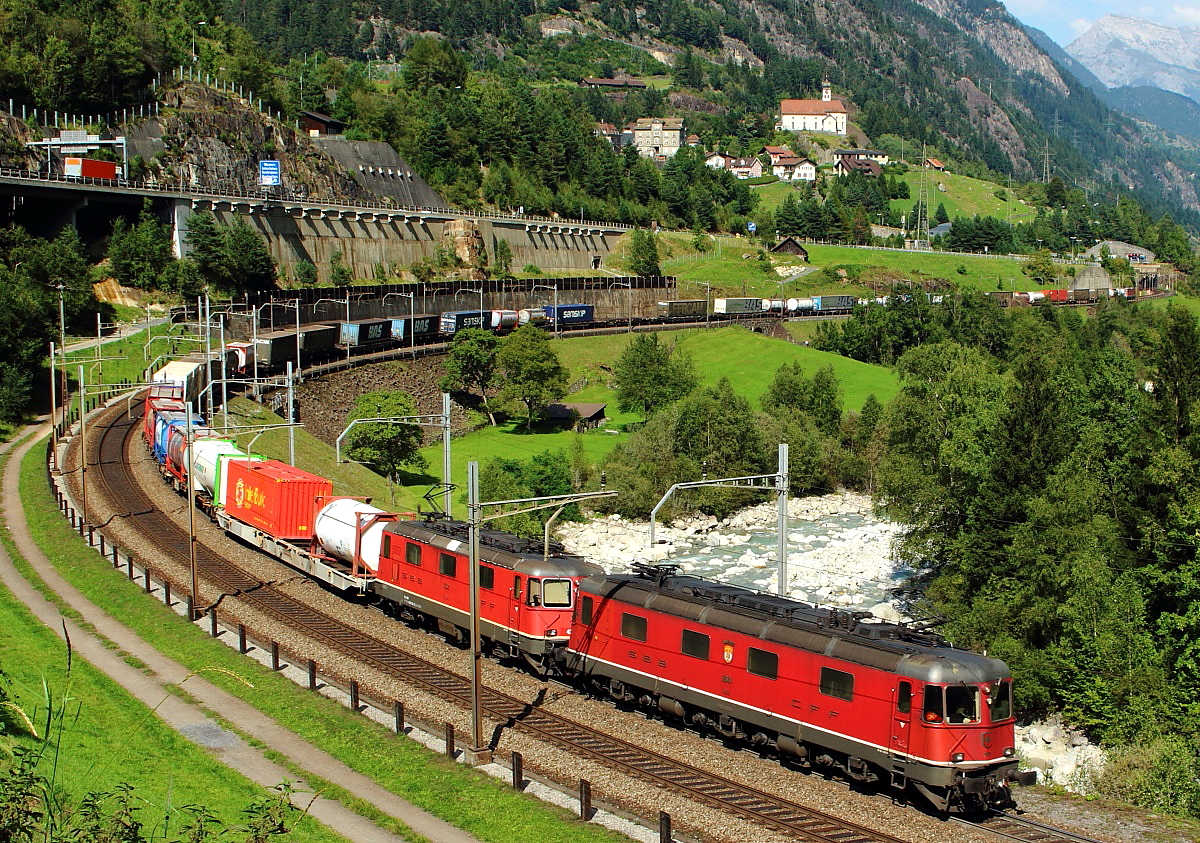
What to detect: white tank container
<box><xmin>786</xmin><ymin>298</ymin><xmax>800</xmax><ymax>312</ymax></box>
<box><xmin>314</xmin><ymin>498</ymin><xmax>388</xmax><ymax>571</ymax></box>
<box><xmin>192</xmin><ymin>439</ymin><xmax>249</xmax><ymax>501</ymax></box>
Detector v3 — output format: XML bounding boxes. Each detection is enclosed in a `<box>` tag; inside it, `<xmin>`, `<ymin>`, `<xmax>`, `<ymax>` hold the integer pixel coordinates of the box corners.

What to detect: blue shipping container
<box><xmin>440</xmin><ymin>310</ymin><xmax>488</xmax><ymax>334</ymax></box>
<box><xmin>338</xmin><ymin>319</ymin><xmax>392</xmax><ymax>347</ymax></box>
<box><xmin>390</xmin><ymin>314</ymin><xmax>439</xmax><ymax>342</ymax></box>
<box><xmin>543</xmin><ymin>303</ymin><xmax>594</xmax><ymax>325</ymax></box>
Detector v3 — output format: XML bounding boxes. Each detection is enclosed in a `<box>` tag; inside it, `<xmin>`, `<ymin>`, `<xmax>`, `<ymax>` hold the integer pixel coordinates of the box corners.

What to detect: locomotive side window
<box><xmin>987</xmin><ymin>680</ymin><xmax>1012</xmax><ymax>722</ymax></box>
<box><xmin>439</xmin><ymin>553</ymin><xmax>457</xmax><ymax>578</ymax></box>
<box><xmin>819</xmin><ymin>667</ymin><xmax>854</xmax><ymax>701</ymax></box>
<box><xmin>382</xmin><ymin>534</ymin><xmax>391</xmax><ymax>558</ymax></box>
<box><xmin>405</xmin><ymin>542</ymin><xmax>421</xmax><ymax>566</ymax></box>
<box><xmin>621</xmin><ymin>613</ymin><xmax>647</xmax><ymax>642</ymax></box>
<box><xmin>923</xmin><ymin>686</ymin><xmax>944</xmax><ymax>722</ymax></box>
<box><xmin>527</xmin><ymin>579</ymin><xmax>542</xmax><ymax>607</ymax></box>
<box><xmin>946</xmin><ymin>685</ymin><xmax>978</xmax><ymax>724</ymax></box>
<box><xmin>541</xmin><ymin>579</ymin><xmax>571</xmax><ymax>608</ymax></box>
<box><xmin>897</xmin><ymin>681</ymin><xmax>912</xmax><ymax>713</ymax></box>
<box><xmin>747</xmin><ymin>647</ymin><xmax>778</xmax><ymax>679</ymax></box>
<box><xmin>479</xmin><ymin>565</ymin><xmax>494</xmax><ymax>590</ymax></box>
<box><xmin>681</xmin><ymin>629</ymin><xmax>709</xmax><ymax>660</ymax></box>
<box><xmin>513</xmin><ymin>575</ymin><xmax>522</xmax><ymax>601</ymax></box>
<box><xmin>580</xmin><ymin>596</ymin><xmax>593</xmax><ymax>625</ymax></box>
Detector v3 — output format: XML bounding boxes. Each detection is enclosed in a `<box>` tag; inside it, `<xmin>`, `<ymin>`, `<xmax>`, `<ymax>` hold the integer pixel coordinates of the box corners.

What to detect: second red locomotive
<box><xmin>559</xmin><ymin>563</ymin><xmax>1032</xmax><ymax>812</ymax></box>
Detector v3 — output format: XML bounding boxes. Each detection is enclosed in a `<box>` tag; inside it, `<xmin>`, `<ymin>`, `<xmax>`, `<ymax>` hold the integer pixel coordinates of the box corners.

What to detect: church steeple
<box><xmin>821</xmin><ymin>79</ymin><xmax>832</xmax><ymax>102</ymax></box>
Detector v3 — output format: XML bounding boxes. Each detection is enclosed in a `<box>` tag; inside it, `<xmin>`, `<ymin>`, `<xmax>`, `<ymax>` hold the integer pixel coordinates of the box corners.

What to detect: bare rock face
<box><xmin>142</xmin><ymin>83</ymin><xmax>376</xmax><ymax>203</ymax></box>
<box><xmin>442</xmin><ymin>219</ymin><xmax>487</xmax><ymax>281</ymax></box>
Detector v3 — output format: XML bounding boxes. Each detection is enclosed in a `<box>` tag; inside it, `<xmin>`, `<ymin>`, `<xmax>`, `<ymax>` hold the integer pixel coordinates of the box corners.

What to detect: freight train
<box><xmin>139</xmin><ymin>380</ymin><xmax>1034</xmax><ymax>814</ymax></box>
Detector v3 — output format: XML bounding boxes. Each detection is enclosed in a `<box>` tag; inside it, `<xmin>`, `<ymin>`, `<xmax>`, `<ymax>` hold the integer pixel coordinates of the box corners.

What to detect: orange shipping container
<box><xmin>223</xmin><ymin>459</ymin><xmax>332</xmax><ymax>541</ymax></box>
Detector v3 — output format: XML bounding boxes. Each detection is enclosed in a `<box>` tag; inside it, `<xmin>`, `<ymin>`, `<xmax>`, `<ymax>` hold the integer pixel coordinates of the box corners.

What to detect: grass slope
<box><xmin>419</xmin><ymin>326</ymin><xmax>898</xmax><ymax>499</ymax></box>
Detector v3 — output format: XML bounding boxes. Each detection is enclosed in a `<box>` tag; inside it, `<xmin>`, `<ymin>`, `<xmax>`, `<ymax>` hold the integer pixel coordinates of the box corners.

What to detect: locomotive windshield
<box><xmin>945</xmin><ymin>685</ymin><xmax>979</xmax><ymax>724</ymax></box>
<box><xmin>987</xmin><ymin>680</ymin><xmax>1013</xmax><ymax>722</ymax></box>
<box><xmin>528</xmin><ymin>578</ymin><xmax>572</xmax><ymax>608</ymax></box>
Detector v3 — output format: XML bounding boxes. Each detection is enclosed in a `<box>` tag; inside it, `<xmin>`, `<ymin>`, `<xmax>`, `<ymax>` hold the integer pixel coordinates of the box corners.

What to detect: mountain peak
<box><xmin>1066</xmin><ymin>14</ymin><xmax>1200</xmax><ymax>100</ymax></box>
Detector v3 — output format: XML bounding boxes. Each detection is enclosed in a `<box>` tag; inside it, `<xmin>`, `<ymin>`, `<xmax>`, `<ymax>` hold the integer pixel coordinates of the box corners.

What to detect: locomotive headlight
<box><xmin>545</xmin><ymin>629</ymin><xmax>557</xmax><ymax>637</ymax></box>
<box><xmin>951</xmin><ymin>752</ymin><xmax>965</xmax><ymax>763</ymax></box>
<box><xmin>1003</xmin><ymin>747</ymin><xmax>1015</xmax><ymax>758</ymax></box>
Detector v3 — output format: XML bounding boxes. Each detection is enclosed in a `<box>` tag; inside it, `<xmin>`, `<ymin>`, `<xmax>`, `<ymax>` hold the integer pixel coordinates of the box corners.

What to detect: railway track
<box><xmin>85</xmin><ymin>397</ymin><xmax>908</xmax><ymax>843</ymax></box>
<box><xmin>954</xmin><ymin>810</ymin><xmax>1112</xmax><ymax>843</ymax></box>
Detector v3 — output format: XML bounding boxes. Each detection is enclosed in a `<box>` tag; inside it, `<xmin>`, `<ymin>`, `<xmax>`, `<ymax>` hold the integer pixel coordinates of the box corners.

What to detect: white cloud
<box><xmin>1069</xmin><ymin>17</ymin><xmax>1094</xmax><ymax>36</ymax></box>
<box><xmin>1172</xmin><ymin>4</ymin><xmax>1200</xmax><ymax>24</ymax></box>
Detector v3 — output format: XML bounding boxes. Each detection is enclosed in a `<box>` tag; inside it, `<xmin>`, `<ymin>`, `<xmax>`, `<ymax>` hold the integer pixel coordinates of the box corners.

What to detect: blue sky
<box><xmin>999</xmin><ymin>0</ymin><xmax>1188</xmax><ymax>46</ymax></box>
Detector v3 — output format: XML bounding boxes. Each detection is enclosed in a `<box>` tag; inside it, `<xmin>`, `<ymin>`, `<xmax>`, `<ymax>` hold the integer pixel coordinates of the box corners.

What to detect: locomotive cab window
<box><xmin>923</xmin><ymin>686</ymin><xmax>945</xmax><ymax>723</ymax></box>
<box><xmin>405</xmin><ymin>542</ymin><xmax>421</xmax><ymax>566</ymax></box>
<box><xmin>681</xmin><ymin>629</ymin><xmax>709</xmax><ymax>660</ymax></box>
<box><xmin>439</xmin><ymin>553</ymin><xmax>457</xmax><ymax>578</ymax></box>
<box><xmin>747</xmin><ymin>647</ymin><xmax>778</xmax><ymax>679</ymax></box>
<box><xmin>527</xmin><ymin>579</ymin><xmax>541</xmax><ymax>606</ymax></box>
<box><xmin>946</xmin><ymin>685</ymin><xmax>979</xmax><ymax>724</ymax></box>
<box><xmin>987</xmin><ymin>680</ymin><xmax>1012</xmax><ymax>722</ymax></box>
<box><xmin>479</xmin><ymin>565</ymin><xmax>494</xmax><ymax>590</ymax></box>
<box><xmin>621</xmin><ymin>613</ymin><xmax>647</xmax><ymax>642</ymax></box>
<box><xmin>819</xmin><ymin>667</ymin><xmax>854</xmax><ymax>701</ymax></box>
<box><xmin>580</xmin><ymin>596</ymin><xmax>594</xmax><ymax>626</ymax></box>
<box><xmin>897</xmin><ymin>681</ymin><xmax>912</xmax><ymax>713</ymax></box>
<box><xmin>382</xmin><ymin>534</ymin><xmax>392</xmax><ymax>558</ymax></box>
<box><xmin>540</xmin><ymin>579</ymin><xmax>571</xmax><ymax>608</ymax></box>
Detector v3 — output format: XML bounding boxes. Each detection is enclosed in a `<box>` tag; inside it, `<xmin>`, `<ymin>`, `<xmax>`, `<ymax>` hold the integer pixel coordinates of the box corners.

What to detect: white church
<box><xmin>777</xmin><ymin>81</ymin><xmax>848</xmax><ymax>136</ymax></box>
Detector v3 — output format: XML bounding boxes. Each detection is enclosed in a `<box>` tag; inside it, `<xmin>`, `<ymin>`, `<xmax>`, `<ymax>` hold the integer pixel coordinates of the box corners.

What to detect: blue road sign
<box><xmin>259</xmin><ymin>160</ymin><xmax>281</xmax><ymax>187</ymax></box>
<box><xmin>747</xmin><ymin>221</ymin><xmax>757</xmax><ymax>233</ymax></box>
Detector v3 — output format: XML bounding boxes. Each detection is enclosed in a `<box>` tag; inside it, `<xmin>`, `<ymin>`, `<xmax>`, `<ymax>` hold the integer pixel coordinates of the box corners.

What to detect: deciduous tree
<box><xmin>345</xmin><ymin>390</ymin><xmax>428</xmax><ymax>502</ymax></box>
<box><xmin>496</xmin><ymin>324</ymin><xmax>568</xmax><ymax>427</ymax></box>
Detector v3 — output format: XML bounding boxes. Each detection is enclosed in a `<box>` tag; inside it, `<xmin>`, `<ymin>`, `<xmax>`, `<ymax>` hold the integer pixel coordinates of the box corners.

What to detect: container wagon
<box><xmin>338</xmin><ymin>319</ymin><xmax>392</xmax><ymax>347</ymax></box>
<box><xmin>440</xmin><ymin>310</ymin><xmax>488</xmax><ymax>335</ymax></box>
<box><xmin>544</xmin><ymin>304</ymin><xmax>595</xmax><ymax>326</ymax></box>
<box><xmin>300</xmin><ymin>325</ymin><xmax>338</xmax><ymax>357</ymax></box>
<box><xmin>656</xmin><ymin>300</ymin><xmax>706</xmax><ymax>319</ymax></box>
<box><xmin>713</xmin><ymin>297</ymin><xmax>763</xmax><ymax>315</ymax></box>
<box><xmin>813</xmin><ymin>295</ymin><xmax>857</xmax><ymax>312</ymax></box>
<box><xmin>254</xmin><ymin>330</ymin><xmax>302</xmax><ymax>368</ymax></box>
<box><xmin>222</xmin><ymin>459</ymin><xmax>332</xmax><ymax>542</ymax></box>
<box><xmin>390</xmin><ymin>314</ymin><xmax>439</xmax><ymax>344</ymax></box>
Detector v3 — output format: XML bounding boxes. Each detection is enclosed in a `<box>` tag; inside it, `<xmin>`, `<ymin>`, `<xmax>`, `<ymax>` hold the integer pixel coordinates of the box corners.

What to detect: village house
<box><xmin>772</xmin><ymin>155</ymin><xmax>817</xmax><ymax>181</ymax></box>
<box><xmin>834</xmin><ymin>148</ymin><xmax>890</xmax><ymax>166</ymax></box>
<box><xmin>728</xmin><ymin>156</ymin><xmax>764</xmax><ymax>179</ymax></box>
<box><xmin>763</xmin><ymin>145</ymin><xmax>792</xmax><ymax>164</ymax></box>
<box><xmin>705</xmin><ymin>152</ymin><xmax>734</xmax><ymax>170</ymax></box>
<box><xmin>777</xmin><ymin>81</ymin><xmax>848</xmax><ymax>136</ymax></box>
<box><xmin>631</xmin><ymin>116</ymin><xmax>687</xmax><ymax>160</ymax></box>
<box><xmin>834</xmin><ymin>157</ymin><xmax>882</xmax><ymax>177</ymax></box>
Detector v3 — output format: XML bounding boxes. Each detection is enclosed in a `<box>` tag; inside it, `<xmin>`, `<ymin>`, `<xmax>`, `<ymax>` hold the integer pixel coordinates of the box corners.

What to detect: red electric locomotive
<box><xmin>368</xmin><ymin>519</ymin><xmax>604</xmax><ymax>671</ymax></box>
<box><xmin>560</xmin><ymin>564</ymin><xmax>1032</xmax><ymax>812</ymax></box>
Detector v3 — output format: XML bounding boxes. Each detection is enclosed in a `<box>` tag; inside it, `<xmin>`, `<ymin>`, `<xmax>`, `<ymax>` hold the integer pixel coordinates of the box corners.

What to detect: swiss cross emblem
<box><xmin>723</xmin><ymin>642</ymin><xmax>734</xmax><ymax>664</ymax></box>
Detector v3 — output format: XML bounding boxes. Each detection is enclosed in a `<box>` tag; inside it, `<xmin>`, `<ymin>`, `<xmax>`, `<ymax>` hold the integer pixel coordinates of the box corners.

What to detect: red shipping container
<box><xmin>83</xmin><ymin>159</ymin><xmax>117</xmax><ymax>179</ymax></box>
<box><xmin>223</xmin><ymin>459</ymin><xmax>332</xmax><ymax>541</ymax></box>
<box><xmin>1046</xmin><ymin>288</ymin><xmax>1069</xmax><ymax>303</ymax></box>
<box><xmin>65</xmin><ymin>157</ymin><xmax>118</xmax><ymax>179</ymax></box>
